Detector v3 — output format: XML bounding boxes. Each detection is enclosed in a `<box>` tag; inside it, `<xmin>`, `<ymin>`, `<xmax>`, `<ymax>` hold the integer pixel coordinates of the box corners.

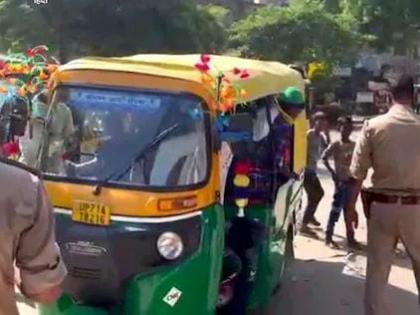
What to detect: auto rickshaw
<box><xmin>28</xmin><ymin>54</ymin><xmax>308</xmax><ymax>315</ymax></box>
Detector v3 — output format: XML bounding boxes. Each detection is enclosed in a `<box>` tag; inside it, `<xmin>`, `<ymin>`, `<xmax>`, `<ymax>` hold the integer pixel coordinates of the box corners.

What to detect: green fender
<box><xmin>223</xmin><ymin>178</ymin><xmax>303</xmax><ymax>312</ymax></box>
<box><xmin>39</xmin><ymin>205</ymin><xmax>225</xmax><ymax>315</ymax></box>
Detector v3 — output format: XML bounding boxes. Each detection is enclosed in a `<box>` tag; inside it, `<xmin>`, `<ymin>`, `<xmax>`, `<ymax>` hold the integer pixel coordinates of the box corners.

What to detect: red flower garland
<box><xmin>194</xmin><ymin>55</ymin><xmax>249</xmax><ymax>114</ymax></box>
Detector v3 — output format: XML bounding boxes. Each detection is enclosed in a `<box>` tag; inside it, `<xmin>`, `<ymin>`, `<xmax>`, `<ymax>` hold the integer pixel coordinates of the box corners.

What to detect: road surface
<box><xmin>274</xmin><ymin>130</ymin><xmax>419</xmax><ymax>315</ymax></box>
<box><xmin>17</xmin><ymin>130</ymin><xmax>419</xmax><ymax>314</ymax></box>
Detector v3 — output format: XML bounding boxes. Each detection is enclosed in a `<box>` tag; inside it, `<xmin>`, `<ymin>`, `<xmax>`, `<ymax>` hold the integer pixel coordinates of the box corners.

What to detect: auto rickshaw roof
<box><xmin>60</xmin><ymin>54</ymin><xmax>305</xmax><ymax>103</ymax></box>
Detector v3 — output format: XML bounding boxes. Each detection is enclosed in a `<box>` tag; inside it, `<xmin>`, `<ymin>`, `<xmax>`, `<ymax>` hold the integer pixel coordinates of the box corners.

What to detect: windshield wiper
<box><xmin>93</xmin><ymin>123</ymin><xmax>180</xmax><ymax>195</ymax></box>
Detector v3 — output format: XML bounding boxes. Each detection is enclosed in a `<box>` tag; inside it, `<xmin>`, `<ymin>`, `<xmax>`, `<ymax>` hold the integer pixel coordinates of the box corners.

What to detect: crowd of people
<box><xmin>301</xmin><ymin>71</ymin><xmax>420</xmax><ymax>315</ymax></box>
<box><xmin>300</xmin><ymin>110</ymin><xmax>362</xmax><ymax>250</ymax></box>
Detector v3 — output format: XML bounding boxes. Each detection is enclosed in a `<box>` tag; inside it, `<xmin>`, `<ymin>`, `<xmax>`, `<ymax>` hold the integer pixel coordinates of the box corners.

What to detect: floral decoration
<box><xmin>194</xmin><ymin>54</ymin><xmax>248</xmax><ymax>114</ymax></box>
<box><xmin>0</xmin><ymin>45</ymin><xmax>59</xmax><ymax>98</ymax></box>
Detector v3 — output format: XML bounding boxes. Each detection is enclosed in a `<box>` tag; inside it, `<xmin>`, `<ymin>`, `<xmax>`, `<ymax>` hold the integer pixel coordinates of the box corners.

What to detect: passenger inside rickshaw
<box><xmin>222</xmin><ymin>96</ymin><xmax>297</xmax><ymax>207</ymax></box>
<box><xmin>218</xmin><ymin>92</ymin><xmax>304</xmax><ymax>314</ymax></box>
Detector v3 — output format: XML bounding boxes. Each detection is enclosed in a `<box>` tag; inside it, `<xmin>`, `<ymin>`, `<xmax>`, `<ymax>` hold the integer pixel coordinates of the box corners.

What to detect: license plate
<box><xmin>72</xmin><ymin>200</ymin><xmax>111</xmax><ymax>226</ymax></box>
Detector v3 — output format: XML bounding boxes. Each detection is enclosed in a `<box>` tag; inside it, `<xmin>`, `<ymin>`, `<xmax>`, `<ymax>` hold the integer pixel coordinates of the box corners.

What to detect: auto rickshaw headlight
<box><xmin>157</xmin><ymin>232</ymin><xmax>184</xmax><ymax>260</ymax></box>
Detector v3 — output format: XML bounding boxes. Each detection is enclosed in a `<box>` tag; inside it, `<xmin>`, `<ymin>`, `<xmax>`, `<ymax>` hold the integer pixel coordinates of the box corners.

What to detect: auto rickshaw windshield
<box><xmin>36</xmin><ymin>86</ymin><xmax>210</xmax><ymax>189</ymax></box>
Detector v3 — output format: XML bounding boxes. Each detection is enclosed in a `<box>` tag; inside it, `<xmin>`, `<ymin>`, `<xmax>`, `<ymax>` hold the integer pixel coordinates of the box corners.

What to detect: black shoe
<box><xmin>325</xmin><ymin>236</ymin><xmax>340</xmax><ymax>249</ymax></box>
<box><xmin>347</xmin><ymin>239</ymin><xmax>363</xmax><ymax>251</ymax></box>
<box><xmin>309</xmin><ymin>217</ymin><xmax>321</xmax><ymax>227</ymax></box>
<box><xmin>300</xmin><ymin>225</ymin><xmax>317</xmax><ymax>237</ymax></box>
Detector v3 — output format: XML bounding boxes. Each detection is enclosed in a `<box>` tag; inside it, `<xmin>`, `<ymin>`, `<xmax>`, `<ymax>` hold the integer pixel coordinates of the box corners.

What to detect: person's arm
<box><xmin>324</xmin><ymin>128</ymin><xmax>331</xmax><ymax>146</ymax></box>
<box><xmin>25</xmin><ymin>286</ymin><xmax>62</xmax><ymax>304</ymax></box>
<box><xmin>345</xmin><ymin>177</ymin><xmax>363</xmax><ymax>229</ymax></box>
<box><xmin>345</xmin><ymin>121</ymin><xmax>373</xmax><ymax>229</ymax></box>
<box><xmin>16</xmin><ymin>178</ymin><xmax>67</xmax><ymax>304</ymax></box>
<box><xmin>279</xmin><ymin>126</ymin><xmax>294</xmax><ymax>176</ymax></box>
<box><xmin>319</xmin><ymin>126</ymin><xmax>331</xmax><ymax>151</ymax></box>
<box><xmin>321</xmin><ymin>142</ymin><xmax>337</xmax><ymax>181</ymax></box>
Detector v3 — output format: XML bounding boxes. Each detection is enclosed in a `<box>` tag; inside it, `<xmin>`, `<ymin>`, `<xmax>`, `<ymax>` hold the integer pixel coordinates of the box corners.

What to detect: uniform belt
<box><xmin>371</xmin><ymin>193</ymin><xmax>420</xmax><ymax>205</ymax></box>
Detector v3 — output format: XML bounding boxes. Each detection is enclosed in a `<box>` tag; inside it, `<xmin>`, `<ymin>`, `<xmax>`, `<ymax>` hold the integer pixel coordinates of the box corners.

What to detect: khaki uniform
<box><xmin>0</xmin><ymin>160</ymin><xmax>67</xmax><ymax>315</ymax></box>
<box><xmin>20</xmin><ymin>101</ymin><xmax>75</xmax><ymax>172</ymax></box>
<box><xmin>350</xmin><ymin>105</ymin><xmax>420</xmax><ymax>315</ymax></box>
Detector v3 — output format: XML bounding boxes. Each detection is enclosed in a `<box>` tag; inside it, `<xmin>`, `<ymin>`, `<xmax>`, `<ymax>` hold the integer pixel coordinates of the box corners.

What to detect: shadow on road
<box><xmin>329</xmin><ymin>233</ymin><xmax>413</xmax><ymax>271</ymax></box>
<box><xmin>273</xmin><ymin>258</ymin><xmax>418</xmax><ymax>315</ymax></box>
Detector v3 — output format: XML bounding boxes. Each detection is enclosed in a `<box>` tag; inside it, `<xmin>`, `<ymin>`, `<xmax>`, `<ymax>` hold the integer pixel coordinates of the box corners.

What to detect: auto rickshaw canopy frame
<box><xmin>53</xmin><ymin>54</ymin><xmax>305</xmax><ymax>107</ymax></box>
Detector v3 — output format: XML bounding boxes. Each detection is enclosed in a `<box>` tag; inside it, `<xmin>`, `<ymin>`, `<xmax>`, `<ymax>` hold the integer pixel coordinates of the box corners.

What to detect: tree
<box><xmin>201</xmin><ymin>4</ymin><xmax>231</xmax><ymax>27</ymax></box>
<box><xmin>0</xmin><ymin>1</ymin><xmax>52</xmax><ymax>52</ymax></box>
<box><xmin>0</xmin><ymin>0</ymin><xmax>227</xmax><ymax>62</ymax></box>
<box><xmin>323</xmin><ymin>0</ymin><xmax>341</xmax><ymax>13</ymax></box>
<box><xmin>229</xmin><ymin>0</ymin><xmax>363</xmax><ymax>66</ymax></box>
<box><xmin>340</xmin><ymin>0</ymin><xmax>420</xmax><ymax>56</ymax></box>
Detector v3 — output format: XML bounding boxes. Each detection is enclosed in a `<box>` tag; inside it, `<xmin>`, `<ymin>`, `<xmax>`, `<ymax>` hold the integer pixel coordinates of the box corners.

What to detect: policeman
<box><xmin>0</xmin><ymin>96</ymin><xmax>67</xmax><ymax>314</ymax></box>
<box><xmin>346</xmin><ymin>73</ymin><xmax>420</xmax><ymax>314</ymax></box>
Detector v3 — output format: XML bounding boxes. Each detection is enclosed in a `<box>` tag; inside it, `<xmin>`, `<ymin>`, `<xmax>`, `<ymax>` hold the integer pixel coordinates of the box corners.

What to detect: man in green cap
<box><xmin>278</xmin><ymin>86</ymin><xmax>306</xmax><ymax>119</ymax></box>
<box><xmin>271</xmin><ymin>87</ymin><xmax>306</xmax><ymax>185</ymax></box>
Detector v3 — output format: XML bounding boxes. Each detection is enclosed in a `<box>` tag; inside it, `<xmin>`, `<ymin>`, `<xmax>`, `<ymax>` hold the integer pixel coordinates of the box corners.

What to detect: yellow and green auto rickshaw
<box><xmin>27</xmin><ymin>54</ymin><xmax>308</xmax><ymax>315</ymax></box>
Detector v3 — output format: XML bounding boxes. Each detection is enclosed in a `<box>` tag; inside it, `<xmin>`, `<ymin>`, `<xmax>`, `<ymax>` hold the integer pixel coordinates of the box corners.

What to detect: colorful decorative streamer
<box><xmin>0</xmin><ymin>45</ymin><xmax>59</xmax><ymax>98</ymax></box>
<box><xmin>194</xmin><ymin>54</ymin><xmax>248</xmax><ymax>114</ymax></box>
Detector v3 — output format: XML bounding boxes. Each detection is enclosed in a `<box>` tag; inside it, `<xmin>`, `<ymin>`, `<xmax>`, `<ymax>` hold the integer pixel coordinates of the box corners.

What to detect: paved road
<box><xmin>17</xmin><ymin>292</ymin><xmax>36</xmax><ymax>315</ymax></box>
<box><xmin>274</xmin><ymin>130</ymin><xmax>419</xmax><ymax>315</ymax></box>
